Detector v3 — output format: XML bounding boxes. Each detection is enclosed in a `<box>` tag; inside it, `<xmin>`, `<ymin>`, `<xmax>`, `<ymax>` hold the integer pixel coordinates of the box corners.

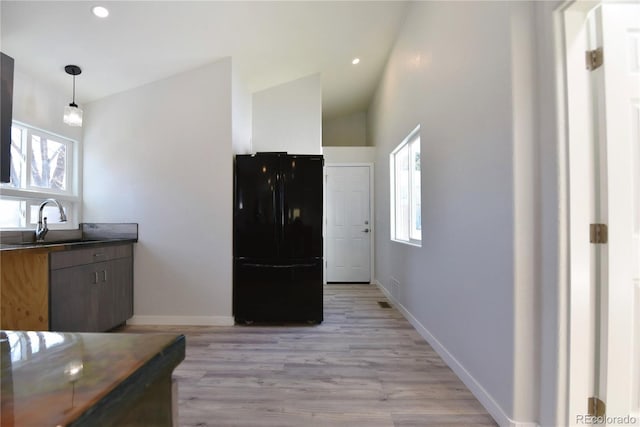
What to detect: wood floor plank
<box><xmin>124</xmin><ymin>284</ymin><xmax>497</xmax><ymax>427</ymax></box>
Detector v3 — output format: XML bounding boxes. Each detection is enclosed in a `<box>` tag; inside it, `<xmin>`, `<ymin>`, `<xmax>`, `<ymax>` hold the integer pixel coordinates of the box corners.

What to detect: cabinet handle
<box><xmin>93</xmin><ymin>252</ymin><xmax>104</xmax><ymax>258</ymax></box>
<box><xmin>93</xmin><ymin>271</ymin><xmax>99</xmax><ymax>284</ymax></box>
<box><xmin>102</xmin><ymin>270</ymin><xmax>108</xmax><ymax>282</ymax></box>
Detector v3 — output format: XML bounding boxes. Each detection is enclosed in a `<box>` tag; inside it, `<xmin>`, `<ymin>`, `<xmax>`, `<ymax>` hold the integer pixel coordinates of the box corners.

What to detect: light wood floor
<box><xmin>125</xmin><ymin>284</ymin><xmax>497</xmax><ymax>427</ymax></box>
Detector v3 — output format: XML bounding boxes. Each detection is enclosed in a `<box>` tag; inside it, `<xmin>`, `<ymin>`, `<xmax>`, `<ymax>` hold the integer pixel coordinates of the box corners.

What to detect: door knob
<box><xmin>362</xmin><ymin>228</ymin><xmax>370</xmax><ymax>233</ymax></box>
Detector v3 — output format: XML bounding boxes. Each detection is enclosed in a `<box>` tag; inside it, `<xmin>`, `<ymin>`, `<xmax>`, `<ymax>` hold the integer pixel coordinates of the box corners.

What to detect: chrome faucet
<box><xmin>35</xmin><ymin>199</ymin><xmax>67</xmax><ymax>242</ymax></box>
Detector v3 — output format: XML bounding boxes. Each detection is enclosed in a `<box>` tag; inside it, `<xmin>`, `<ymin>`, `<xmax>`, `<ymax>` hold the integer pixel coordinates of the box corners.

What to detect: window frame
<box><xmin>389</xmin><ymin>125</ymin><xmax>422</xmax><ymax>247</ymax></box>
<box><xmin>0</xmin><ymin>121</ymin><xmax>80</xmax><ymax>231</ymax></box>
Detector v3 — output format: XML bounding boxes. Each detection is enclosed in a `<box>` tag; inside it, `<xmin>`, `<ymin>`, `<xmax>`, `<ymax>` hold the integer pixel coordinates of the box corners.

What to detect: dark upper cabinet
<box><xmin>1</xmin><ymin>52</ymin><xmax>14</xmax><ymax>184</ymax></box>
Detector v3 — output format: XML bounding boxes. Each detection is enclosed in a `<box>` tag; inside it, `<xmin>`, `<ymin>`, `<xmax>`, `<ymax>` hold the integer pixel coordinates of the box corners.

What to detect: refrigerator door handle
<box><xmin>279</xmin><ymin>170</ymin><xmax>286</xmax><ymax>251</ymax></box>
<box><xmin>272</xmin><ymin>184</ymin><xmax>279</xmax><ymax>255</ymax></box>
<box><xmin>242</xmin><ymin>263</ymin><xmax>318</xmax><ymax>269</ymax></box>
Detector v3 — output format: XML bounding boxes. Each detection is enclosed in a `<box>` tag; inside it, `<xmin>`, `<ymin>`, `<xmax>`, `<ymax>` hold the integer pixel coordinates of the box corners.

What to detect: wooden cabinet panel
<box><xmin>0</xmin><ymin>250</ymin><xmax>50</xmax><ymax>330</ymax></box>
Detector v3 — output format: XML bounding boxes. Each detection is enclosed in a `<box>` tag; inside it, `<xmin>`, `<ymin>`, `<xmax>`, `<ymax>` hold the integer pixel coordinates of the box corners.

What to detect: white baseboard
<box><xmin>373</xmin><ymin>280</ymin><xmax>538</xmax><ymax>427</ymax></box>
<box><xmin>128</xmin><ymin>315</ymin><xmax>234</xmax><ymax>326</ymax></box>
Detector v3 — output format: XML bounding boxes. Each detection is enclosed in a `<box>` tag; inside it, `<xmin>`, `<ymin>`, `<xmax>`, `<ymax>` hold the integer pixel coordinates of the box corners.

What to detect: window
<box><xmin>390</xmin><ymin>126</ymin><xmax>421</xmax><ymax>246</ymax></box>
<box><xmin>0</xmin><ymin>122</ymin><xmax>79</xmax><ymax>230</ymax></box>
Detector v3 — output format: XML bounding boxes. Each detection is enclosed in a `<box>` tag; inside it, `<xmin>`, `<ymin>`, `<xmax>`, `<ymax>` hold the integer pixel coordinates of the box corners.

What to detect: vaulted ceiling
<box><xmin>1</xmin><ymin>1</ymin><xmax>408</xmax><ymax>120</ymax></box>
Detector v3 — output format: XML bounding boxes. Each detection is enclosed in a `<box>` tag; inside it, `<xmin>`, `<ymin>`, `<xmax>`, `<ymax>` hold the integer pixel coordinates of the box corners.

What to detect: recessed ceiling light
<box><xmin>92</xmin><ymin>6</ymin><xmax>109</xmax><ymax>18</ymax></box>
<box><xmin>352</xmin><ymin>58</ymin><xmax>360</xmax><ymax>65</ymax></box>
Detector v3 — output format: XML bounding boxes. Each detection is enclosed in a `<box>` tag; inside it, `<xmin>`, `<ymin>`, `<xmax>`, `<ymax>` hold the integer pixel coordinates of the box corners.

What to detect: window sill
<box><xmin>390</xmin><ymin>238</ymin><xmax>422</xmax><ymax>248</ymax></box>
<box><xmin>0</xmin><ymin>187</ymin><xmax>78</xmax><ymax>201</ymax></box>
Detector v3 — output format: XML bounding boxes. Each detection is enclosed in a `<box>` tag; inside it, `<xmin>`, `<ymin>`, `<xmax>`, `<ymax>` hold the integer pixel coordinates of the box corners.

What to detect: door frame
<box><xmin>323</xmin><ymin>163</ymin><xmax>375</xmax><ymax>285</ymax></box>
<box><xmin>556</xmin><ymin>0</ymin><xmax>639</xmax><ymax>424</ymax></box>
<box><xmin>559</xmin><ymin>1</ymin><xmax>599</xmax><ymax>423</ymax></box>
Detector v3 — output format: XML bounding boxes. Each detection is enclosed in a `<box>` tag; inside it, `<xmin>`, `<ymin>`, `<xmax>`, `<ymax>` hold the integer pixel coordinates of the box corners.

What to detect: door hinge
<box><xmin>586</xmin><ymin>47</ymin><xmax>603</xmax><ymax>71</ymax></box>
<box><xmin>590</xmin><ymin>223</ymin><xmax>608</xmax><ymax>244</ymax></box>
<box><xmin>588</xmin><ymin>397</ymin><xmax>606</xmax><ymax>417</ymax></box>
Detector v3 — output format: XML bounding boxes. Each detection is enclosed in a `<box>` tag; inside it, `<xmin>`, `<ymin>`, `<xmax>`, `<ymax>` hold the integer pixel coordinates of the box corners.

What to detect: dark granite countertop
<box><xmin>0</xmin><ymin>223</ymin><xmax>138</xmax><ymax>252</ymax></box>
<box><xmin>0</xmin><ymin>238</ymin><xmax>138</xmax><ymax>252</ymax></box>
<box><xmin>0</xmin><ymin>330</ymin><xmax>185</xmax><ymax>426</ymax></box>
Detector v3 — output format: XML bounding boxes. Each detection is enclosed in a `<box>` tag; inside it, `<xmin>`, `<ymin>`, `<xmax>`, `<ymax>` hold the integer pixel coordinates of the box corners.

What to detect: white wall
<box><xmin>12</xmin><ymin>67</ymin><xmax>83</xmax><ymax>142</ymax></box>
<box><xmin>535</xmin><ymin>1</ymin><xmax>583</xmax><ymax>425</ymax></box>
<box><xmin>369</xmin><ymin>2</ymin><xmax>543</xmax><ymax>425</ymax></box>
<box><xmin>83</xmin><ymin>58</ymin><xmax>234</xmax><ymax>325</ymax></box>
<box><xmin>509</xmin><ymin>2</ymin><xmax>540</xmax><ymax>423</ymax></box>
<box><xmin>252</xmin><ymin>74</ymin><xmax>321</xmax><ymax>154</ymax></box>
<box><xmin>322</xmin><ymin>146</ymin><xmax>376</xmax><ymax>164</ymax></box>
<box><xmin>322</xmin><ymin>111</ymin><xmax>367</xmax><ymax>147</ymax></box>
<box><xmin>232</xmin><ymin>62</ymin><xmax>252</xmax><ymax>155</ymax></box>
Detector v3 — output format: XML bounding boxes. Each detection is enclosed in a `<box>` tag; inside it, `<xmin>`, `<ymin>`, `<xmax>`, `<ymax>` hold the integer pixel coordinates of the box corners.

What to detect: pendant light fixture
<box><xmin>63</xmin><ymin>65</ymin><xmax>83</xmax><ymax>127</ymax></box>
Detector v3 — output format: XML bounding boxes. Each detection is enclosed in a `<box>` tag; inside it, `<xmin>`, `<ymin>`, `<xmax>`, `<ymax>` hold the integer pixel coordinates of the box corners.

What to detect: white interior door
<box><xmin>325</xmin><ymin>165</ymin><xmax>371</xmax><ymax>283</ymax></box>
<box><xmin>564</xmin><ymin>4</ymin><xmax>599</xmax><ymax>422</ymax></box>
<box><xmin>593</xmin><ymin>2</ymin><xmax>640</xmax><ymax>419</ymax></box>
<box><xmin>564</xmin><ymin>2</ymin><xmax>640</xmax><ymax>423</ymax></box>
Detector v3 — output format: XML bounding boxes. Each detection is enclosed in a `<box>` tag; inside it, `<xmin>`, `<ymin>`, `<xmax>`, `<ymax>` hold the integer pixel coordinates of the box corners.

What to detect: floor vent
<box><xmin>378</xmin><ymin>301</ymin><xmax>392</xmax><ymax>309</ymax></box>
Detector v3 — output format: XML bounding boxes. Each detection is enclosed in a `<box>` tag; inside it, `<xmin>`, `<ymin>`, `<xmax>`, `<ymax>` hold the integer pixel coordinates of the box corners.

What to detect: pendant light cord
<box><xmin>72</xmin><ymin>75</ymin><xmax>76</xmax><ymax>105</ymax></box>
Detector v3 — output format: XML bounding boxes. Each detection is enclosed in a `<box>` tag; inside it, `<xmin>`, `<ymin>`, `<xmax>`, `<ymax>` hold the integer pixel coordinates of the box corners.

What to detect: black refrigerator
<box><xmin>233</xmin><ymin>152</ymin><xmax>323</xmax><ymax>324</ymax></box>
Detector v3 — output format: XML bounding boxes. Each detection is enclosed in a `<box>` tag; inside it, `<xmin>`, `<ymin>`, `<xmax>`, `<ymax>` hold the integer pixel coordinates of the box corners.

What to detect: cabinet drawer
<box><xmin>50</xmin><ymin>244</ymin><xmax>132</xmax><ymax>270</ymax></box>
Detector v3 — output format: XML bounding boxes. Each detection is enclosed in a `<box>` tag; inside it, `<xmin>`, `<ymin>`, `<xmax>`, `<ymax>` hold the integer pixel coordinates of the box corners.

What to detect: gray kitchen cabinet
<box><xmin>50</xmin><ymin>244</ymin><xmax>133</xmax><ymax>332</ymax></box>
<box><xmin>103</xmin><ymin>257</ymin><xmax>133</xmax><ymax>330</ymax></box>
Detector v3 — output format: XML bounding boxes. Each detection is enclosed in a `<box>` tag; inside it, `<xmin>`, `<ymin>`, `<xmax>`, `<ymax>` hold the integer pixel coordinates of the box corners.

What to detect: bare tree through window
<box><xmin>30</xmin><ymin>136</ymin><xmax>66</xmax><ymax>190</ymax></box>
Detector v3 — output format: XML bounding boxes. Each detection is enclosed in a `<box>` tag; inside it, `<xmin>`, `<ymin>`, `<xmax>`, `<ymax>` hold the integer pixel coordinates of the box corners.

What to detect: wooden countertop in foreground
<box><xmin>0</xmin><ymin>330</ymin><xmax>186</xmax><ymax>426</ymax></box>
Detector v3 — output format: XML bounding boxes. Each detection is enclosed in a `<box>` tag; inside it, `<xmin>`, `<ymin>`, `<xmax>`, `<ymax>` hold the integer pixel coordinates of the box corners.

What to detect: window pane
<box><xmin>8</xmin><ymin>126</ymin><xmax>26</xmax><ymax>188</ymax></box>
<box><xmin>0</xmin><ymin>199</ymin><xmax>26</xmax><ymax>228</ymax></box>
<box><xmin>30</xmin><ymin>136</ymin><xmax>67</xmax><ymax>191</ymax></box>
<box><xmin>29</xmin><ymin>203</ymin><xmax>68</xmax><ymax>225</ymax></box>
<box><xmin>410</xmin><ymin>137</ymin><xmax>421</xmax><ymax>241</ymax></box>
<box><xmin>1</xmin><ymin>124</ymin><xmax>77</xmax><ymax>231</ymax></box>
<box><xmin>390</xmin><ymin>126</ymin><xmax>421</xmax><ymax>245</ymax></box>
<box><xmin>395</xmin><ymin>144</ymin><xmax>409</xmax><ymax>241</ymax></box>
